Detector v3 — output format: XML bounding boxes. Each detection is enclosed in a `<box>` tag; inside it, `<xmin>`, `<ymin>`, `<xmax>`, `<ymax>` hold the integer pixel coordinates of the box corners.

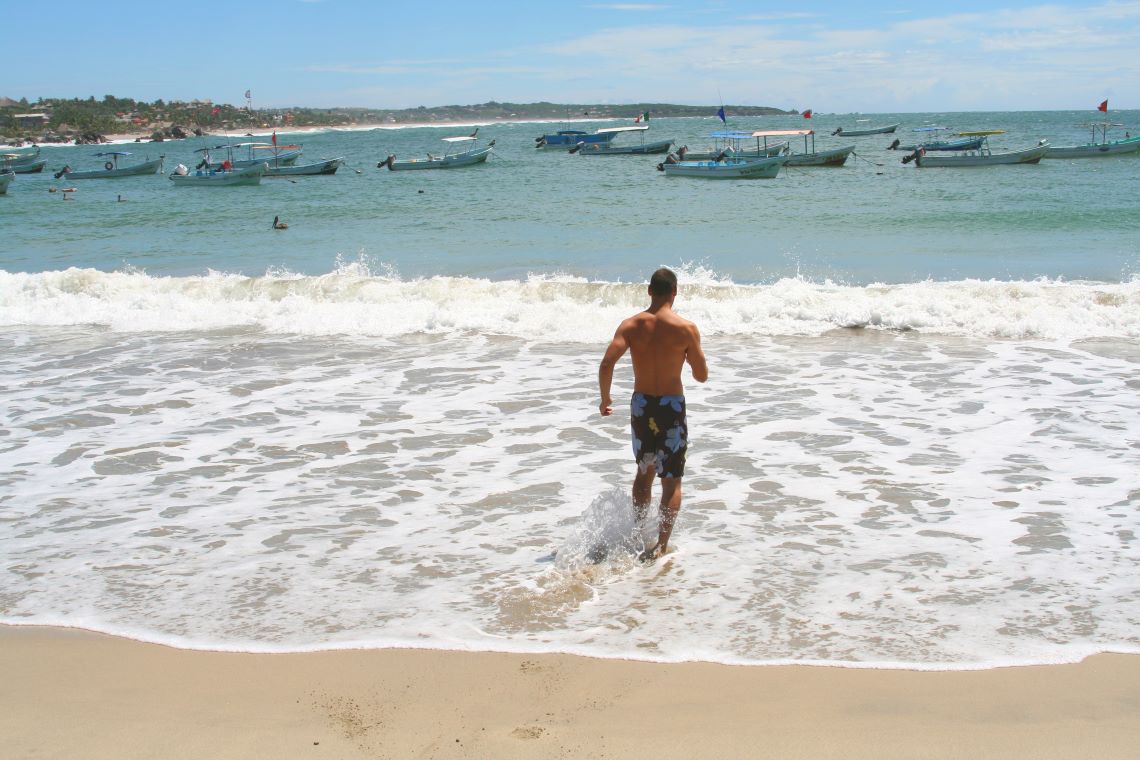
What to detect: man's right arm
<box><xmin>598</xmin><ymin>323</ymin><xmax>630</xmax><ymax>416</ymax></box>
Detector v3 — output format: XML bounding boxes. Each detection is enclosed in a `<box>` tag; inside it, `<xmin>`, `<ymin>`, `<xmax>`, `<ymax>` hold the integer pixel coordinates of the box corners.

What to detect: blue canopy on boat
<box><xmin>709</xmin><ymin>131</ymin><xmax>755</xmax><ymax>139</ymax></box>
<box><xmin>95</xmin><ymin>151</ymin><xmax>132</xmax><ymax>157</ymax></box>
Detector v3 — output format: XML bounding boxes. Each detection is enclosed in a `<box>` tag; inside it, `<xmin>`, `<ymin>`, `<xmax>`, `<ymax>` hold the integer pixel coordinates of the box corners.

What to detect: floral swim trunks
<box><xmin>630</xmin><ymin>392</ymin><xmax>687</xmax><ymax>478</ymax></box>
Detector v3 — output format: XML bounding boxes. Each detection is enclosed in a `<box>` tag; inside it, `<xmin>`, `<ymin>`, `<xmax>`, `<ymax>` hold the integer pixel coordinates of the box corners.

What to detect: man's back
<box><xmin>622</xmin><ymin>306</ymin><xmax>702</xmax><ymax>397</ymax></box>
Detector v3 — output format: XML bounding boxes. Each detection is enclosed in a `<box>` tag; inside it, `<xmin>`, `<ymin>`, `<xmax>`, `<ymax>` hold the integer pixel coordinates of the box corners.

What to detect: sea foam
<box><xmin>2</xmin><ymin>267</ymin><xmax>1138</xmax><ymax>341</ymax></box>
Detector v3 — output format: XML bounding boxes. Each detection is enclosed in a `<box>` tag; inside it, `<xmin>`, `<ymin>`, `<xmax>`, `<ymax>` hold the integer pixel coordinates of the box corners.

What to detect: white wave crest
<box><xmin>1</xmin><ymin>267</ymin><xmax>1138</xmax><ymax>341</ymax></box>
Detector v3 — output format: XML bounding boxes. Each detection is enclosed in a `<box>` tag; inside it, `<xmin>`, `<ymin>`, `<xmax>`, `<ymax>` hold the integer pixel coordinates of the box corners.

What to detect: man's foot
<box><xmin>637</xmin><ymin>542</ymin><xmax>663</xmax><ymax>564</ymax></box>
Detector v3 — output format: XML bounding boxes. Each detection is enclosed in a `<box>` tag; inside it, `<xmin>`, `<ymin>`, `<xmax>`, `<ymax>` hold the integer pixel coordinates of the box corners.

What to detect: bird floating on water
<box><xmin>272</xmin><ymin>215</ymin><xmax>288</xmax><ymax>230</ymax></box>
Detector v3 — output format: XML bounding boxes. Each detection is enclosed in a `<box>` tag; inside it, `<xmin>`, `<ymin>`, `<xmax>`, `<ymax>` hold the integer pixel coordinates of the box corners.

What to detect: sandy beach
<box><xmin>2</xmin><ymin>625</ymin><xmax>1136</xmax><ymax>760</ymax></box>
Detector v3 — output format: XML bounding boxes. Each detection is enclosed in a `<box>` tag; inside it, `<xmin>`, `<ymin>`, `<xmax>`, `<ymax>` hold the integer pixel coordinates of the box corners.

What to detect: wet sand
<box><xmin>2</xmin><ymin>625</ymin><xmax>1136</xmax><ymax>759</ymax></box>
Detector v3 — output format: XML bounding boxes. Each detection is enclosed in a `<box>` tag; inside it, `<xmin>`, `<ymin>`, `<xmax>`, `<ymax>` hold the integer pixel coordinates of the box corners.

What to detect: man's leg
<box><xmin>653</xmin><ymin>477</ymin><xmax>682</xmax><ymax>557</ymax></box>
<box><xmin>632</xmin><ymin>465</ymin><xmax>655</xmax><ymax>522</ymax></box>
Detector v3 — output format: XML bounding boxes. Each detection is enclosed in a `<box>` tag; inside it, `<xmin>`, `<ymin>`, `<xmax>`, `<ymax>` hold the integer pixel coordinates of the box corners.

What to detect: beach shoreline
<box><xmin>3</xmin><ymin>625</ymin><xmax>1136</xmax><ymax>759</ymax></box>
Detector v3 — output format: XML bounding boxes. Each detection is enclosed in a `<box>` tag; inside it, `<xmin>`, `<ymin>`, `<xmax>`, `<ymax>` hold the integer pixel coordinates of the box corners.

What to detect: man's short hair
<box><xmin>649</xmin><ymin>267</ymin><xmax>678</xmax><ymax>296</ymax></box>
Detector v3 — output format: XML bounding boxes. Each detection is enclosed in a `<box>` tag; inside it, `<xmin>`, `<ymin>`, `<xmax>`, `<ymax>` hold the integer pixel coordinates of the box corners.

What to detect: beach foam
<box><xmin>1</xmin><ymin>322</ymin><xmax>1137</xmax><ymax>668</ymax></box>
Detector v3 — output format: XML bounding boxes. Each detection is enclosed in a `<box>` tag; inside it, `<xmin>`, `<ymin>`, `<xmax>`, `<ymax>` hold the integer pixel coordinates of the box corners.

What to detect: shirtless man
<box><xmin>598</xmin><ymin>268</ymin><xmax>708</xmax><ymax>561</ymax></box>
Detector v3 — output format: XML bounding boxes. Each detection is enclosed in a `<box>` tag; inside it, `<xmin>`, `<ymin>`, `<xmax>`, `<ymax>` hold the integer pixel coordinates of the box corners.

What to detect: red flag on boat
<box><xmin>1098</xmin><ymin>99</ymin><xmax>1108</xmax><ymax>112</ymax></box>
<box><xmin>803</xmin><ymin>109</ymin><xmax>813</xmax><ymax>119</ymax></box>
<box><xmin>272</xmin><ymin>131</ymin><xmax>277</xmax><ymax>146</ymax></box>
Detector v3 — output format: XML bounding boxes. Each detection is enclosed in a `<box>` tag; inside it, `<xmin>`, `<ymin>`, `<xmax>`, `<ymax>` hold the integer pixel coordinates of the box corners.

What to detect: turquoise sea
<box><xmin>1</xmin><ymin>111</ymin><xmax>1138</xmax><ymax>668</ymax></box>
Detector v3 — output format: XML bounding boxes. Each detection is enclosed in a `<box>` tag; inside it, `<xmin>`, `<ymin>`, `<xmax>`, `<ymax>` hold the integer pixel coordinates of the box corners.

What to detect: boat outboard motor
<box><xmin>53</xmin><ymin>165</ymin><xmax>71</xmax><ymax>179</ymax></box>
<box><xmin>901</xmin><ymin>148</ymin><xmax>924</xmax><ymax>165</ymax></box>
<box><xmin>377</xmin><ymin>154</ymin><xmax>396</xmax><ymax>170</ymax></box>
<box><xmin>832</xmin><ymin>128</ymin><xmax>843</xmax><ymax>136</ymax></box>
<box><xmin>887</xmin><ymin>139</ymin><xmax>900</xmax><ymax>150</ymax></box>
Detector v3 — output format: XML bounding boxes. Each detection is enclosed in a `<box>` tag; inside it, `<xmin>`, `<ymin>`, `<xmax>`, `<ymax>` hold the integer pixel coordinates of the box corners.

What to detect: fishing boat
<box><xmin>535</xmin><ymin>128</ymin><xmax>619</xmax><ymax>150</ymax></box>
<box><xmin>756</xmin><ymin>130</ymin><xmax>854</xmax><ymax>167</ymax></box>
<box><xmin>205</xmin><ymin>143</ymin><xmax>302</xmax><ymax>169</ymax></box>
<box><xmin>56</xmin><ymin>151</ymin><xmax>164</xmax><ymax>179</ymax></box>
<box><xmin>1044</xmin><ymin>122</ymin><xmax>1140</xmax><ymax>158</ymax></box>
<box><xmin>904</xmin><ymin>138</ymin><xmax>1050</xmax><ymax>167</ymax></box>
<box><xmin>380</xmin><ymin>133</ymin><xmax>494</xmax><ymax>170</ymax></box>
<box><xmin>682</xmin><ymin>131</ymin><xmax>789</xmax><ymax>161</ymax></box>
<box><xmin>571</xmin><ymin>125</ymin><xmax>673</xmax><ymax>155</ymax></box>
<box><xmin>831</xmin><ymin>123</ymin><xmax>899</xmax><ymax>136</ymax></box>
<box><xmin>1</xmin><ymin>150</ymin><xmax>47</xmax><ymax>174</ymax></box>
<box><xmin>888</xmin><ymin>136</ymin><xmax>986</xmax><ymax>152</ymax></box>
<box><xmin>658</xmin><ymin>153</ymin><xmax>788</xmax><ymax>179</ymax></box>
<box><xmin>169</xmin><ymin>161</ymin><xmax>264</xmax><ymax>186</ymax></box>
<box><xmin>0</xmin><ymin>170</ymin><xmax>13</xmax><ymax>194</ymax></box>
<box><xmin>264</xmin><ymin>157</ymin><xmax>345</xmax><ymax>176</ymax></box>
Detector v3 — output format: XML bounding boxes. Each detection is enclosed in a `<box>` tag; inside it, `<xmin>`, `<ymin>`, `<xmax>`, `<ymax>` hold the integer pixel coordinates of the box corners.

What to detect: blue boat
<box><xmin>535</xmin><ymin>129</ymin><xmax>619</xmax><ymax>150</ymax></box>
<box><xmin>889</xmin><ymin>136</ymin><xmax>986</xmax><ymax>152</ymax></box>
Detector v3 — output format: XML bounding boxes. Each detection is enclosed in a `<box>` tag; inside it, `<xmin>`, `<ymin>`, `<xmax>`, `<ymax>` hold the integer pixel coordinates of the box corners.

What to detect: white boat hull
<box><xmin>385</xmin><ymin>146</ymin><xmax>492</xmax><ymax>170</ymax></box>
<box><xmin>835</xmin><ymin>123</ymin><xmax>899</xmax><ymax>136</ymax></box>
<box><xmin>683</xmin><ymin>142</ymin><xmax>788</xmax><ymax>161</ymax></box>
<box><xmin>784</xmin><ymin>145</ymin><xmax>855</xmax><ymax>167</ymax></box>
<box><xmin>576</xmin><ymin>139</ymin><xmax>674</xmax><ymax>155</ymax></box>
<box><xmin>916</xmin><ymin>142</ymin><xmax>1049</xmax><ymax>167</ymax></box>
<box><xmin>1044</xmin><ymin>136</ymin><xmax>1140</xmax><ymax>158</ymax></box>
<box><xmin>62</xmin><ymin>158</ymin><xmax>164</xmax><ymax>179</ymax></box>
<box><xmin>170</xmin><ymin>163</ymin><xmax>265</xmax><ymax>186</ymax></box>
<box><xmin>264</xmin><ymin>158</ymin><xmax>344</xmax><ymax>176</ymax></box>
<box><xmin>0</xmin><ymin>171</ymin><xmax>13</xmax><ymax>194</ymax></box>
<box><xmin>661</xmin><ymin>155</ymin><xmax>787</xmax><ymax>179</ymax></box>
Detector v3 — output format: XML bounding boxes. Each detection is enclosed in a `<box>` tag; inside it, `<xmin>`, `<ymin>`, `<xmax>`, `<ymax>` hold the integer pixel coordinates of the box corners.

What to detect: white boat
<box><xmin>1044</xmin><ymin>123</ymin><xmax>1140</xmax><ymax>158</ymax></box>
<box><xmin>682</xmin><ymin>130</ymin><xmax>788</xmax><ymax>161</ymax></box>
<box><xmin>754</xmin><ymin>130</ymin><xmax>854</xmax><ymax>167</ymax></box>
<box><xmin>572</xmin><ymin>125</ymin><xmax>674</xmax><ymax>155</ymax></box>
<box><xmin>906</xmin><ymin>138</ymin><xmax>1050</xmax><ymax>167</ymax></box>
<box><xmin>0</xmin><ymin>170</ymin><xmax>13</xmax><ymax>194</ymax></box>
<box><xmin>832</xmin><ymin>123</ymin><xmax>899</xmax><ymax>136</ymax></box>
<box><xmin>264</xmin><ymin>157</ymin><xmax>345</xmax><ymax>176</ymax></box>
<box><xmin>169</xmin><ymin>162</ymin><xmax>265</xmax><ymax>186</ymax></box>
<box><xmin>56</xmin><ymin>152</ymin><xmax>164</xmax><ymax>179</ymax></box>
<box><xmin>659</xmin><ymin>153</ymin><xmax>788</xmax><ymax>179</ymax></box>
<box><xmin>203</xmin><ymin>143</ymin><xmax>302</xmax><ymax>170</ymax></box>
<box><xmin>380</xmin><ymin>133</ymin><xmax>494</xmax><ymax>170</ymax></box>
<box><xmin>1</xmin><ymin>150</ymin><xmax>47</xmax><ymax>174</ymax></box>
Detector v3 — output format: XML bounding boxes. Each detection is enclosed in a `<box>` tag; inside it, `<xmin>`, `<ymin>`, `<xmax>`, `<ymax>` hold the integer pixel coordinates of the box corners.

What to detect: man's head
<box><xmin>648</xmin><ymin>267</ymin><xmax>678</xmax><ymax>299</ymax></box>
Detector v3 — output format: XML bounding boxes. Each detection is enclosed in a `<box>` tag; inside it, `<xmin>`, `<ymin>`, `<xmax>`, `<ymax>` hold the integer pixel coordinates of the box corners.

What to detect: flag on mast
<box><xmin>716</xmin><ymin>106</ymin><xmax>726</xmax><ymax>123</ymax></box>
<box><xmin>802</xmin><ymin>109</ymin><xmax>813</xmax><ymax>119</ymax></box>
<box><xmin>245</xmin><ymin>89</ymin><xmax>252</xmax><ymax>100</ymax></box>
<box><xmin>1098</xmin><ymin>99</ymin><xmax>1108</xmax><ymax>112</ymax></box>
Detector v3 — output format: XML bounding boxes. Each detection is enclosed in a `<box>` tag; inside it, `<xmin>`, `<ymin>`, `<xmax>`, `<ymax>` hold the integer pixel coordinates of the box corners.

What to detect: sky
<box><xmin>7</xmin><ymin>0</ymin><xmax>1138</xmax><ymax>113</ymax></box>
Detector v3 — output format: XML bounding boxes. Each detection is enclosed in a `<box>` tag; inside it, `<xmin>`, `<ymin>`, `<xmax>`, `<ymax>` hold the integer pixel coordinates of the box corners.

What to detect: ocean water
<box><xmin>1</xmin><ymin>111</ymin><xmax>1138</xmax><ymax>669</ymax></box>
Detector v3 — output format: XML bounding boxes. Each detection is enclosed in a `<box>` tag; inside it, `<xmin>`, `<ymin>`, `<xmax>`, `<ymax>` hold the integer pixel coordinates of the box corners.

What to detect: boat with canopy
<box><xmin>1044</xmin><ymin>122</ymin><xmax>1140</xmax><ymax>158</ymax></box>
<box><xmin>380</xmin><ymin>133</ymin><xmax>495</xmax><ymax>170</ymax></box>
<box><xmin>657</xmin><ymin>152</ymin><xmax>788</xmax><ymax>179</ymax></box>
<box><xmin>206</xmin><ymin>142</ymin><xmax>302</xmax><ymax>169</ymax></box>
<box><xmin>750</xmin><ymin>130</ymin><xmax>854</xmax><ymax>167</ymax></box>
<box><xmin>56</xmin><ymin>152</ymin><xmax>164</xmax><ymax>179</ymax></box>
<box><xmin>571</xmin><ymin>125</ymin><xmax>673</xmax><ymax>155</ymax></box>
<box><xmin>682</xmin><ymin>131</ymin><xmax>789</xmax><ymax>161</ymax></box>
<box><xmin>903</xmin><ymin>137</ymin><xmax>1049</xmax><ymax>167</ymax></box>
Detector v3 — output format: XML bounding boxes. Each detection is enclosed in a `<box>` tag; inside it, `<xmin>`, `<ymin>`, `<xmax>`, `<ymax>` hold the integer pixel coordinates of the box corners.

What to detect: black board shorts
<box><xmin>630</xmin><ymin>392</ymin><xmax>687</xmax><ymax>478</ymax></box>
